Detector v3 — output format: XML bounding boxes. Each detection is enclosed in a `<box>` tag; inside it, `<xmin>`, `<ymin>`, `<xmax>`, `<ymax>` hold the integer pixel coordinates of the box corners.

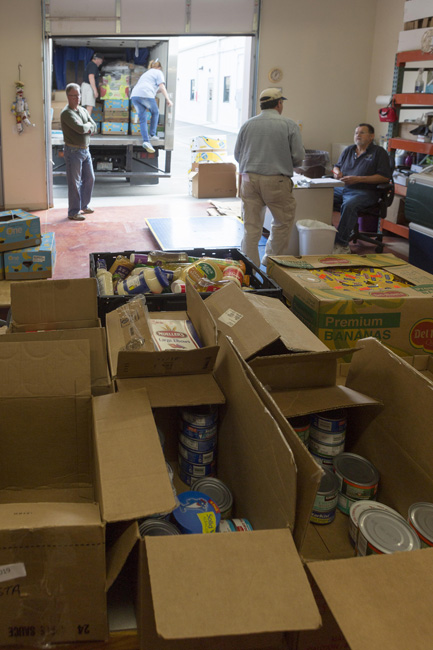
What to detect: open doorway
<box><xmin>50</xmin><ymin>34</ymin><xmax>254</xmax><ymax>208</ymax></box>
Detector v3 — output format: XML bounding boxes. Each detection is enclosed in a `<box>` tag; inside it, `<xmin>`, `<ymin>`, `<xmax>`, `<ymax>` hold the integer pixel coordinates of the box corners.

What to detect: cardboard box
<box><xmin>101</xmin><ymin>122</ymin><xmax>129</xmax><ymax>135</ymax></box>
<box><xmin>130</xmin><ymin>123</ymin><xmax>141</xmax><ymax>133</ymax></box>
<box><xmin>191</xmin><ymin>150</ymin><xmax>227</xmax><ymax>165</ymax></box>
<box><xmin>103</xmin><ymin>99</ymin><xmax>129</xmax><ymax>110</ymax></box>
<box><xmin>202</xmin><ymin>280</ymin><xmax>327</xmax><ymax>360</ymax></box>
<box><xmin>4</xmin><ymin>232</ymin><xmax>56</xmax><ymax>280</ymax></box>
<box><xmin>191</xmin><ymin>162</ymin><xmax>237</xmax><ymax>199</ymax></box>
<box><xmin>190</xmin><ymin>135</ymin><xmax>227</xmax><ymax>151</ymax></box>
<box><xmin>243</xmin><ymin>337</ymin><xmax>433</xmax><ymax>649</ymax></box>
<box><xmin>52</xmin><ymin>90</ymin><xmax>66</xmax><ymax>102</ymax></box>
<box><xmin>51</xmin><ymin>100</ymin><xmax>66</xmax><ymax>122</ymax></box>
<box><xmin>267</xmin><ymin>253</ymin><xmax>433</xmax><ymax>358</ymax></box>
<box><xmin>0</xmin><ymin>253</ymin><xmax>4</xmax><ymax>280</ymax></box>
<box><xmin>5</xmin><ymin>278</ymin><xmax>111</xmax><ymax>395</ymax></box>
<box><xmin>100</xmin><ymin>71</ymin><xmax>130</xmax><ymax>100</ymax></box>
<box><xmin>0</xmin><ymin>339</ymin><xmax>175</xmax><ymax>645</ymax></box>
<box><xmin>0</xmin><ymin>210</ymin><xmax>41</xmax><ymax>253</ymax></box>
<box><xmin>106</xmin><ymin>281</ymin><xmax>220</xmax><ymax>382</ymax></box>
<box><xmin>115</xmin><ymin>333</ymin><xmax>322</xmax><ymax>649</ymax></box>
<box><xmin>103</xmin><ymin>110</ymin><xmax>129</xmax><ymax>123</ymax></box>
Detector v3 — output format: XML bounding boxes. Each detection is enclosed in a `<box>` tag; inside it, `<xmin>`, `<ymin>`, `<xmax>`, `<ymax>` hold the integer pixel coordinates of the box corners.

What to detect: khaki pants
<box><xmin>239</xmin><ymin>173</ymin><xmax>296</xmax><ymax>267</ymax></box>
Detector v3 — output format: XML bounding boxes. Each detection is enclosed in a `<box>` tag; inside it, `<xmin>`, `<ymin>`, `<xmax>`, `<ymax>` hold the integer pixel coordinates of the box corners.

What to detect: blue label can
<box><xmin>172</xmin><ymin>490</ymin><xmax>221</xmax><ymax>534</ymax></box>
<box><xmin>178</xmin><ymin>443</ymin><xmax>216</xmax><ymax>465</ymax></box>
<box><xmin>178</xmin><ymin>455</ymin><xmax>216</xmax><ymax>478</ymax></box>
<box><xmin>179</xmin><ymin>432</ymin><xmax>217</xmax><ymax>453</ymax></box>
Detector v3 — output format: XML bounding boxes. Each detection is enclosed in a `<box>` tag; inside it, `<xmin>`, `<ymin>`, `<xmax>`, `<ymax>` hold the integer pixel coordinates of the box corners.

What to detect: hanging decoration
<box><xmin>11</xmin><ymin>64</ymin><xmax>35</xmax><ymax>134</ymax></box>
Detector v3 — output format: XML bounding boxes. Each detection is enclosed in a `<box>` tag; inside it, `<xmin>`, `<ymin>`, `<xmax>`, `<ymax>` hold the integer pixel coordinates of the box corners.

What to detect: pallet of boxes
<box><xmin>189</xmin><ymin>135</ymin><xmax>237</xmax><ymax>198</ymax></box>
<box><xmin>99</xmin><ymin>61</ymin><xmax>131</xmax><ymax>135</ymax></box>
<box><xmin>0</xmin><ymin>209</ymin><xmax>55</xmax><ymax>282</ymax></box>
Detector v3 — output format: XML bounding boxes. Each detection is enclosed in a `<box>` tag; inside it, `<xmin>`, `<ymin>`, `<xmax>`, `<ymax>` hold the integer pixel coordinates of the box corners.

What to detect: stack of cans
<box><xmin>178</xmin><ymin>405</ymin><xmax>218</xmax><ymax>485</ymax></box>
<box><xmin>288</xmin><ymin>414</ymin><xmax>311</xmax><ymax>448</ymax></box>
<box><xmin>308</xmin><ymin>409</ymin><xmax>347</xmax><ymax>467</ymax></box>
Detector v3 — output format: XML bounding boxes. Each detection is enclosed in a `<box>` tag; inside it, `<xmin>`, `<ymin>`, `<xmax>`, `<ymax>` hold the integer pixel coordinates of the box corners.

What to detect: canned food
<box><xmin>179</xmin><ymin>432</ymin><xmax>217</xmax><ymax>453</ymax></box>
<box><xmin>219</xmin><ymin>518</ymin><xmax>253</xmax><ymax>533</ymax></box>
<box><xmin>333</xmin><ymin>453</ymin><xmax>380</xmax><ymax>515</ymax></box>
<box><xmin>309</xmin><ymin>425</ymin><xmax>346</xmax><ymax>445</ymax></box>
<box><xmin>172</xmin><ymin>490</ymin><xmax>221</xmax><ymax>534</ymax></box>
<box><xmin>288</xmin><ymin>414</ymin><xmax>310</xmax><ymax>445</ymax></box>
<box><xmin>178</xmin><ymin>455</ymin><xmax>216</xmax><ymax>478</ymax></box>
<box><xmin>138</xmin><ymin>519</ymin><xmax>181</xmax><ymax>537</ymax></box>
<box><xmin>349</xmin><ymin>500</ymin><xmax>404</xmax><ymax>547</ymax></box>
<box><xmin>310</xmin><ymin>451</ymin><xmax>334</xmax><ymax>468</ymax></box>
<box><xmin>311</xmin><ymin>409</ymin><xmax>347</xmax><ymax>434</ymax></box>
<box><xmin>356</xmin><ymin>509</ymin><xmax>421</xmax><ymax>556</ymax></box>
<box><xmin>310</xmin><ymin>468</ymin><xmax>339</xmax><ymax>525</ymax></box>
<box><xmin>408</xmin><ymin>502</ymin><xmax>433</xmax><ymax>548</ymax></box>
<box><xmin>181</xmin><ymin>405</ymin><xmax>218</xmax><ymax>428</ymax></box>
<box><xmin>192</xmin><ymin>477</ymin><xmax>233</xmax><ymax>519</ymax></box>
<box><xmin>180</xmin><ymin>421</ymin><xmax>218</xmax><ymax>440</ymax></box>
<box><xmin>308</xmin><ymin>437</ymin><xmax>345</xmax><ymax>459</ymax></box>
<box><xmin>178</xmin><ymin>443</ymin><xmax>217</xmax><ymax>465</ymax></box>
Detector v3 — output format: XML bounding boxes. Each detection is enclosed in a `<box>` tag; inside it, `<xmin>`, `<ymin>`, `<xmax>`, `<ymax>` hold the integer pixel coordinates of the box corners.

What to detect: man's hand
<box><xmin>333</xmin><ymin>167</ymin><xmax>342</xmax><ymax>180</ymax></box>
<box><xmin>93</xmin><ymin>88</ymin><xmax>98</xmax><ymax>98</ymax></box>
<box><xmin>341</xmin><ymin>175</ymin><xmax>360</xmax><ymax>185</ymax></box>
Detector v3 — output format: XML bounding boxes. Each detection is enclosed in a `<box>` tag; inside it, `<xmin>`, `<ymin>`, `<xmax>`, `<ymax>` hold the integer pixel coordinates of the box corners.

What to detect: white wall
<box><xmin>0</xmin><ymin>0</ymin><xmax>48</xmax><ymax>210</ymax></box>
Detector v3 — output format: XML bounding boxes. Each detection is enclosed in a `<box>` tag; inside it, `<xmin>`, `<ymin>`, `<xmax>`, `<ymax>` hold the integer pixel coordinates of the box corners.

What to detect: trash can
<box><xmin>294</xmin><ymin>150</ymin><xmax>332</xmax><ymax>178</ymax></box>
<box><xmin>296</xmin><ymin>220</ymin><xmax>337</xmax><ymax>255</ymax></box>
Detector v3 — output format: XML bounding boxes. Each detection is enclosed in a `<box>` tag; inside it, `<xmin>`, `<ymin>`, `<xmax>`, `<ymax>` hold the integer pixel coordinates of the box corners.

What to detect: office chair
<box><xmin>349</xmin><ymin>180</ymin><xmax>395</xmax><ymax>253</ymax></box>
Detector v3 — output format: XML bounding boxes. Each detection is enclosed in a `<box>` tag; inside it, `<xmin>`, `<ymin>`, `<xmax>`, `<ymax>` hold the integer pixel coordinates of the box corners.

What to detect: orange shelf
<box><xmin>381</xmin><ymin>219</ymin><xmax>409</xmax><ymax>239</ymax></box>
<box><xmin>396</xmin><ymin>50</ymin><xmax>433</xmax><ymax>65</ymax></box>
<box><xmin>394</xmin><ymin>93</ymin><xmax>433</xmax><ymax>106</ymax></box>
<box><xmin>388</xmin><ymin>138</ymin><xmax>433</xmax><ymax>155</ymax></box>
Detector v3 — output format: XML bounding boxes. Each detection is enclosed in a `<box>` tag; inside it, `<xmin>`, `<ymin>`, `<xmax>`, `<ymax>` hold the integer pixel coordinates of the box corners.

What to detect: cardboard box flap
<box><xmin>203</xmin><ymin>282</ymin><xmax>280</xmax><ymax>359</ymax></box>
<box><xmin>309</xmin><ymin>549</ymin><xmax>433</xmax><ymax>650</ymax></box>
<box><xmin>0</xmin><ymin>339</ymin><xmax>91</xmax><ymax>397</ymax></box>
<box><xmin>249</xmin><ymin>348</ymin><xmax>356</xmax><ymax>390</ymax></box>
<box><xmin>146</xmin><ymin>530</ymin><xmax>321</xmax><ymax>639</ymax></box>
<box><xmin>106</xmin><ymin>520</ymin><xmax>140</xmax><ymax>590</ymax></box>
<box><xmin>185</xmin><ymin>279</ymin><xmax>218</xmax><ymax>349</ymax></box>
<box><xmin>115</xmin><ymin>347</ymin><xmax>219</xmax><ymax>378</ymax></box>
<box><xmin>270</xmin><ymin>384</ymin><xmax>380</xmax><ymax>418</ymax></box>
<box><xmin>115</xmin><ymin>374</ymin><xmax>225</xmax><ymax>408</ymax></box>
<box><xmin>345</xmin><ymin>337</ymin><xmax>433</xmax><ymax>510</ymax></box>
<box><xmin>0</xmin><ymin>502</ymin><xmax>101</xmax><ymax>531</ymax></box>
<box><xmin>11</xmin><ymin>278</ymin><xmax>98</xmax><ymax>325</ymax></box>
<box><xmin>246</xmin><ymin>292</ymin><xmax>328</xmax><ymax>353</ymax></box>
<box><xmin>93</xmin><ymin>388</ymin><xmax>176</xmax><ymax>522</ymax></box>
<box><xmin>268</xmin><ymin>252</ymin><xmax>407</xmax><ymax>271</ymax></box>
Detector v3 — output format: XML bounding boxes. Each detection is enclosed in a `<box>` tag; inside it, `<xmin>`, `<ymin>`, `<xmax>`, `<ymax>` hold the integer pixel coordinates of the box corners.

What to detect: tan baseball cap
<box><xmin>259</xmin><ymin>88</ymin><xmax>287</xmax><ymax>102</ymax></box>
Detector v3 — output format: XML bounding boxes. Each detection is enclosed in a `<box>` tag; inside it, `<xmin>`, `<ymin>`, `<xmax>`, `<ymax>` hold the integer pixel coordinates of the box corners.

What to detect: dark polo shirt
<box><xmin>336</xmin><ymin>143</ymin><xmax>392</xmax><ymax>191</ymax></box>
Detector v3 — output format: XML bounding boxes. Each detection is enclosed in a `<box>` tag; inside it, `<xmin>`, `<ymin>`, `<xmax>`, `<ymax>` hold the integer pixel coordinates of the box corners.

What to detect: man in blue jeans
<box><xmin>332</xmin><ymin>123</ymin><xmax>392</xmax><ymax>254</ymax></box>
<box><xmin>60</xmin><ymin>83</ymin><xmax>97</xmax><ymax>221</ymax></box>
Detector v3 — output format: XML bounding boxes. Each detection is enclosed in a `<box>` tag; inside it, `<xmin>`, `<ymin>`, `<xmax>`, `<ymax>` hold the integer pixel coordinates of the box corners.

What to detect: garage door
<box><xmin>45</xmin><ymin>0</ymin><xmax>259</xmax><ymax>36</ymax></box>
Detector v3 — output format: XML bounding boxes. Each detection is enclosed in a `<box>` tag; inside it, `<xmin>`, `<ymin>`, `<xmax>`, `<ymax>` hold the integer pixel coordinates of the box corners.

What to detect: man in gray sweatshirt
<box><xmin>61</xmin><ymin>83</ymin><xmax>97</xmax><ymax>221</ymax></box>
<box><xmin>234</xmin><ymin>88</ymin><xmax>305</xmax><ymax>267</ymax></box>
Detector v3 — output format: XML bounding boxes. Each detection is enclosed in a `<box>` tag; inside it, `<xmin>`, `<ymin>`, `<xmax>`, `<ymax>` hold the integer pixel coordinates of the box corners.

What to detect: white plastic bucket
<box><xmin>296</xmin><ymin>219</ymin><xmax>337</xmax><ymax>255</ymax></box>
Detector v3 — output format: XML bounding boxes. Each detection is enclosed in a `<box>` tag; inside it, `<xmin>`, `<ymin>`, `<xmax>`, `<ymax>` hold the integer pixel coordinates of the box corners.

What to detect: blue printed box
<box><xmin>0</xmin><ymin>209</ymin><xmax>41</xmax><ymax>253</ymax></box>
<box><xmin>103</xmin><ymin>99</ymin><xmax>130</xmax><ymax>110</ymax></box>
<box><xmin>101</xmin><ymin>122</ymin><xmax>128</xmax><ymax>135</ymax></box>
<box><xmin>5</xmin><ymin>232</ymin><xmax>56</xmax><ymax>280</ymax></box>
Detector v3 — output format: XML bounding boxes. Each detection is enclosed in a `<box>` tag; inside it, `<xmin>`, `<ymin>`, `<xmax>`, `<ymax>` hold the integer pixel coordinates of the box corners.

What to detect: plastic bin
<box><xmin>89</xmin><ymin>247</ymin><xmax>282</xmax><ymax>324</ymax></box>
<box><xmin>296</xmin><ymin>220</ymin><xmax>337</xmax><ymax>255</ymax></box>
<box><xmin>409</xmin><ymin>222</ymin><xmax>433</xmax><ymax>274</ymax></box>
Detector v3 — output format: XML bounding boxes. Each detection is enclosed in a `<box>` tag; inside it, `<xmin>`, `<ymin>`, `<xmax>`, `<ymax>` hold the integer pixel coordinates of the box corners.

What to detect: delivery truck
<box><xmin>50</xmin><ymin>36</ymin><xmax>177</xmax><ymax>185</ymax></box>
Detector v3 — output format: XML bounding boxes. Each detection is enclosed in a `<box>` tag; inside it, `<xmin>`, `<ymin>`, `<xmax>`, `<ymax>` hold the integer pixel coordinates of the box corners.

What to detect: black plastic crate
<box><xmin>89</xmin><ymin>248</ymin><xmax>282</xmax><ymax>324</ymax></box>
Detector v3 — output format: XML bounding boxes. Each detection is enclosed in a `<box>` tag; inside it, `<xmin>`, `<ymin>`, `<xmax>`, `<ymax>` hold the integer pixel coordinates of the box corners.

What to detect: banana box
<box><xmin>5</xmin><ymin>232</ymin><xmax>56</xmax><ymax>280</ymax></box>
<box><xmin>0</xmin><ymin>254</ymin><xmax>4</xmax><ymax>280</ymax></box>
<box><xmin>130</xmin><ymin>123</ymin><xmax>141</xmax><ymax>134</ymax></box>
<box><xmin>267</xmin><ymin>252</ymin><xmax>433</xmax><ymax>359</ymax></box>
<box><xmin>103</xmin><ymin>99</ymin><xmax>129</xmax><ymax>110</ymax></box>
<box><xmin>99</xmin><ymin>72</ymin><xmax>130</xmax><ymax>101</ymax></box>
<box><xmin>190</xmin><ymin>135</ymin><xmax>227</xmax><ymax>151</ymax></box>
<box><xmin>101</xmin><ymin>122</ymin><xmax>128</xmax><ymax>135</ymax></box>
<box><xmin>191</xmin><ymin>150</ymin><xmax>228</xmax><ymax>167</ymax></box>
<box><xmin>0</xmin><ymin>209</ymin><xmax>41</xmax><ymax>253</ymax></box>
<box><xmin>91</xmin><ymin>102</ymin><xmax>104</xmax><ymax>122</ymax></box>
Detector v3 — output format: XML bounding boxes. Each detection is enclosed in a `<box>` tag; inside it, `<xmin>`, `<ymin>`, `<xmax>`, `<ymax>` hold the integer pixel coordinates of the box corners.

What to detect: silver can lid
<box><xmin>359</xmin><ymin>509</ymin><xmax>421</xmax><ymax>553</ymax></box>
<box><xmin>138</xmin><ymin>519</ymin><xmax>181</xmax><ymax>537</ymax></box>
<box><xmin>192</xmin><ymin>477</ymin><xmax>233</xmax><ymax>513</ymax></box>
<box><xmin>317</xmin><ymin>467</ymin><xmax>339</xmax><ymax>496</ymax></box>
<box><xmin>350</xmin><ymin>500</ymin><xmax>403</xmax><ymax>528</ymax></box>
<box><xmin>408</xmin><ymin>502</ymin><xmax>433</xmax><ymax>544</ymax></box>
<box><xmin>333</xmin><ymin>452</ymin><xmax>380</xmax><ymax>486</ymax></box>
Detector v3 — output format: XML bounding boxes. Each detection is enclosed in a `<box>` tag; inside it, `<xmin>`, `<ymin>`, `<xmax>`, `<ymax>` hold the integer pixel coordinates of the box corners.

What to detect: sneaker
<box><xmin>68</xmin><ymin>213</ymin><xmax>85</xmax><ymax>221</ymax></box>
<box><xmin>150</xmin><ymin>135</ymin><xmax>161</xmax><ymax>143</ymax></box>
<box><xmin>81</xmin><ymin>208</ymin><xmax>94</xmax><ymax>214</ymax></box>
<box><xmin>142</xmin><ymin>142</ymin><xmax>155</xmax><ymax>153</ymax></box>
<box><xmin>332</xmin><ymin>243</ymin><xmax>351</xmax><ymax>254</ymax></box>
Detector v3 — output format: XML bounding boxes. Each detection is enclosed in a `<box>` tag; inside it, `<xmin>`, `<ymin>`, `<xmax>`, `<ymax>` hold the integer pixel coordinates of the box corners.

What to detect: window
<box><xmin>190</xmin><ymin>79</ymin><xmax>195</xmax><ymax>101</ymax></box>
<box><xmin>223</xmin><ymin>76</ymin><xmax>230</xmax><ymax>102</ymax></box>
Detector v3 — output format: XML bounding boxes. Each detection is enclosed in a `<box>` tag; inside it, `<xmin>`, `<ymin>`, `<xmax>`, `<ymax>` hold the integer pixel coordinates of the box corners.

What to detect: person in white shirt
<box><xmin>130</xmin><ymin>59</ymin><xmax>173</xmax><ymax>153</ymax></box>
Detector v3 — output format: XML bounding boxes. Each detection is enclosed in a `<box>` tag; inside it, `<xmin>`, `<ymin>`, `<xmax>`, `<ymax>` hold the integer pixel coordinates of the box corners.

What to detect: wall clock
<box><xmin>268</xmin><ymin>68</ymin><xmax>283</xmax><ymax>83</ymax></box>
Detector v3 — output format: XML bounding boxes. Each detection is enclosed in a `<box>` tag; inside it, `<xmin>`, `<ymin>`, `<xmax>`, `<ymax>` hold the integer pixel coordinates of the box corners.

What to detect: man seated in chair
<box><xmin>332</xmin><ymin>123</ymin><xmax>392</xmax><ymax>254</ymax></box>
